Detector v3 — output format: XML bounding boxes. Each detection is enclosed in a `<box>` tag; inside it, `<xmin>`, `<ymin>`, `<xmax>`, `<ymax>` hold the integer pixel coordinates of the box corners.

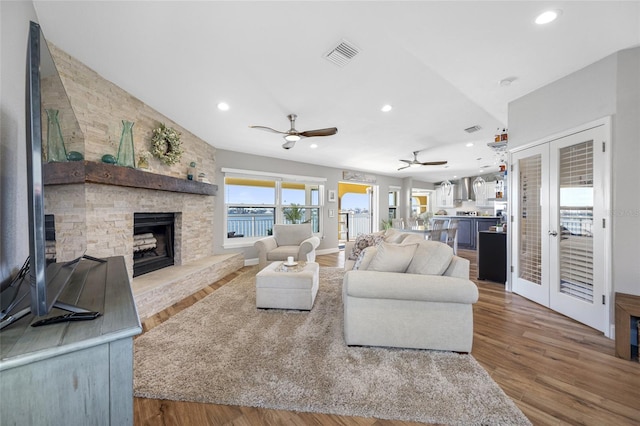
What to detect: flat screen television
<box><xmin>0</xmin><ymin>21</ymin><xmax>99</xmax><ymax>330</ymax></box>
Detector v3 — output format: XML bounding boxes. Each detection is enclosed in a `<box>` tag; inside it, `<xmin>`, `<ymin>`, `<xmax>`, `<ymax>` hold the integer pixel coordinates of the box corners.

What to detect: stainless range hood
<box><xmin>454</xmin><ymin>177</ymin><xmax>475</xmax><ymax>202</ymax></box>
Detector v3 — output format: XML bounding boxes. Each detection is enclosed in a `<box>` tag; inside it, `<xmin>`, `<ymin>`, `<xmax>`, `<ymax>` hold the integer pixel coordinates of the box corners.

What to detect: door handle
<box><xmin>548</xmin><ymin>230</ymin><xmax>558</xmax><ymax>236</ymax></box>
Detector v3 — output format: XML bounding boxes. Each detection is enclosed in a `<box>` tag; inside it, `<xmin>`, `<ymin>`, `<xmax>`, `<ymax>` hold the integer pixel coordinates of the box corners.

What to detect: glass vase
<box><xmin>46</xmin><ymin>109</ymin><xmax>68</xmax><ymax>162</ymax></box>
<box><xmin>117</xmin><ymin>120</ymin><xmax>136</xmax><ymax>168</ymax></box>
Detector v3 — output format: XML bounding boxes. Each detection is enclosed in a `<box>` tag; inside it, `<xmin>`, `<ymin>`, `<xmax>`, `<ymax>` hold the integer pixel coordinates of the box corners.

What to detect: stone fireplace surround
<box><xmin>44</xmin><ymin>162</ymin><xmax>243</xmax><ymax>319</ymax></box>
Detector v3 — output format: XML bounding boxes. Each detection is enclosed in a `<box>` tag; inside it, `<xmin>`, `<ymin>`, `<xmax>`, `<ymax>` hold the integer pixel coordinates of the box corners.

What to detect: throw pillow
<box><xmin>368</xmin><ymin>242</ymin><xmax>418</xmax><ymax>273</ymax></box>
<box><xmin>348</xmin><ymin>231</ymin><xmax>385</xmax><ymax>260</ymax></box>
<box><xmin>353</xmin><ymin>246</ymin><xmax>378</xmax><ymax>270</ymax></box>
<box><xmin>405</xmin><ymin>240</ymin><xmax>454</xmax><ymax>276</ymax></box>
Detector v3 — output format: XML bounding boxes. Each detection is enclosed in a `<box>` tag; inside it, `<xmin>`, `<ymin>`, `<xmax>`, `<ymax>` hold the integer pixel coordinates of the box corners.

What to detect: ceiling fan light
<box><xmin>282</xmin><ymin>140</ymin><xmax>296</xmax><ymax>150</ymax></box>
<box><xmin>283</xmin><ymin>134</ymin><xmax>301</xmax><ymax>142</ymax></box>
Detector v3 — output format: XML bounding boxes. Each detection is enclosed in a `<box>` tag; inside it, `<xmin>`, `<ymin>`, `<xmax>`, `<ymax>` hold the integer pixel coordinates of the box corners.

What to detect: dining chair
<box><xmin>445</xmin><ymin>219</ymin><xmax>459</xmax><ymax>254</ymax></box>
<box><xmin>429</xmin><ymin>218</ymin><xmax>448</xmax><ymax>243</ymax></box>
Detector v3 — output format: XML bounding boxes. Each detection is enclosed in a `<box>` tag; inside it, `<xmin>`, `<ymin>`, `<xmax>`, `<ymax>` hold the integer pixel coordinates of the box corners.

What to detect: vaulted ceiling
<box><xmin>34</xmin><ymin>1</ymin><xmax>640</xmax><ymax>182</ymax></box>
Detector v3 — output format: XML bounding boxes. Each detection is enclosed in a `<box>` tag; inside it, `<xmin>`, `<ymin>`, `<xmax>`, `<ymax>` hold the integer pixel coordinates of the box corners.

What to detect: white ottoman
<box><xmin>255</xmin><ymin>261</ymin><xmax>319</xmax><ymax>310</ymax></box>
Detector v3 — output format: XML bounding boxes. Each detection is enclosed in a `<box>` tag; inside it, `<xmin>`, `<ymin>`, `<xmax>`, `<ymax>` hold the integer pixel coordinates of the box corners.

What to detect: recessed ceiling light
<box><xmin>309</xmin><ymin>143</ymin><xmax>318</xmax><ymax>149</ymax></box>
<box><xmin>381</xmin><ymin>104</ymin><xmax>392</xmax><ymax>112</ymax></box>
<box><xmin>217</xmin><ymin>102</ymin><xmax>230</xmax><ymax>111</ymax></box>
<box><xmin>499</xmin><ymin>76</ymin><xmax>517</xmax><ymax>87</ymax></box>
<box><xmin>535</xmin><ymin>9</ymin><xmax>561</xmax><ymax>25</ymax></box>
<box><xmin>466</xmin><ymin>142</ymin><xmax>474</xmax><ymax>147</ymax></box>
<box><xmin>479</xmin><ymin>169</ymin><xmax>484</xmax><ymax>173</ymax></box>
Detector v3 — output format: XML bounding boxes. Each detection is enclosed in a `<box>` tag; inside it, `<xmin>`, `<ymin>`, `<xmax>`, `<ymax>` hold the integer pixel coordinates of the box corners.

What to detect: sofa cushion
<box><xmin>383</xmin><ymin>228</ymin><xmax>404</xmax><ymax>243</ymax></box>
<box><xmin>367</xmin><ymin>242</ymin><xmax>418</xmax><ymax>273</ymax></box>
<box><xmin>353</xmin><ymin>246</ymin><xmax>378</xmax><ymax>270</ymax></box>
<box><xmin>348</xmin><ymin>231</ymin><xmax>385</xmax><ymax>260</ymax></box>
<box><xmin>273</xmin><ymin>224</ymin><xmax>312</xmax><ymax>246</ymax></box>
<box><xmin>266</xmin><ymin>245</ymin><xmax>301</xmax><ymax>260</ymax></box>
<box><xmin>406</xmin><ymin>241</ymin><xmax>454</xmax><ymax>276</ymax></box>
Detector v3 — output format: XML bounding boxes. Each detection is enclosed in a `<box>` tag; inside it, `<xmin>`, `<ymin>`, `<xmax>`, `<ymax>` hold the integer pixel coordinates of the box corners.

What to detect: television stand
<box><xmin>0</xmin><ymin>254</ymin><xmax>107</xmax><ymax>331</ymax></box>
<box><xmin>0</xmin><ymin>256</ymin><xmax>141</xmax><ymax>425</ymax></box>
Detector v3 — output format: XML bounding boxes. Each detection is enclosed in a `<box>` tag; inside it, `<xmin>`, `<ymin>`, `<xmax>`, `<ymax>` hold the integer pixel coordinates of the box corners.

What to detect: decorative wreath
<box><xmin>151</xmin><ymin>123</ymin><xmax>183</xmax><ymax>165</ymax></box>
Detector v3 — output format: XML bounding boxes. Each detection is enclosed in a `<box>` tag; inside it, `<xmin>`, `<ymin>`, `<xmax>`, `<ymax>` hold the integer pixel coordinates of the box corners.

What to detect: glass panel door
<box><xmin>549</xmin><ymin>125</ymin><xmax>607</xmax><ymax>332</ymax></box>
<box><xmin>511</xmin><ymin>144</ymin><xmax>550</xmax><ymax>306</ymax></box>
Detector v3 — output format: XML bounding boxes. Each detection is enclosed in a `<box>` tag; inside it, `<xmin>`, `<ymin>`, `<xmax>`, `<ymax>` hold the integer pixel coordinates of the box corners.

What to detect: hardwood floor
<box><xmin>135</xmin><ymin>250</ymin><xmax>640</xmax><ymax>426</ymax></box>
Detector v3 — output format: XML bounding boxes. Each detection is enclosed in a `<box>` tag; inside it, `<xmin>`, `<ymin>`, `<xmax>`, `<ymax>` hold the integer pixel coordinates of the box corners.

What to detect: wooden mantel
<box><xmin>43</xmin><ymin>161</ymin><xmax>217</xmax><ymax>196</ymax></box>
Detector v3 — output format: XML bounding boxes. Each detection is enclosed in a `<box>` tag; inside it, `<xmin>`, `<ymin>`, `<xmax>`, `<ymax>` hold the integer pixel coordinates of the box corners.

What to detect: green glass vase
<box><xmin>46</xmin><ymin>109</ymin><xmax>67</xmax><ymax>162</ymax></box>
<box><xmin>117</xmin><ymin>120</ymin><xmax>136</xmax><ymax>168</ymax></box>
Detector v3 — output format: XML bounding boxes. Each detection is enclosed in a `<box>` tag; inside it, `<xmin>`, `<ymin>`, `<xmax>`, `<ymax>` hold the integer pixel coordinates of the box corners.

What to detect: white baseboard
<box><xmin>244</xmin><ymin>258</ymin><xmax>259</xmax><ymax>266</ymax></box>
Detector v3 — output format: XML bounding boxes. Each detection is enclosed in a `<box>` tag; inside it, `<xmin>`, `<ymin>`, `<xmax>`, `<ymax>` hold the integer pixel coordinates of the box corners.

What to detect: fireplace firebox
<box><xmin>133</xmin><ymin>212</ymin><xmax>175</xmax><ymax>277</ymax></box>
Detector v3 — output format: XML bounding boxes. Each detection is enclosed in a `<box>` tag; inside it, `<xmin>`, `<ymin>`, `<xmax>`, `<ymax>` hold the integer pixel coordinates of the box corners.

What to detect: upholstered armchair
<box><xmin>254</xmin><ymin>223</ymin><xmax>320</xmax><ymax>269</ymax></box>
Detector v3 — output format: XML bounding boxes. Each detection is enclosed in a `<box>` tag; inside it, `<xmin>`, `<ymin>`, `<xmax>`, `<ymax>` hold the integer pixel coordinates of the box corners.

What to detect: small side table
<box><xmin>255</xmin><ymin>261</ymin><xmax>319</xmax><ymax>310</ymax></box>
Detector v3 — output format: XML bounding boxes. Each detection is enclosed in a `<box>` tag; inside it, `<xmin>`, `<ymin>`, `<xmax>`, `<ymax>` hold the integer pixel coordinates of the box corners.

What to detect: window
<box><xmin>388</xmin><ymin>187</ymin><xmax>399</xmax><ymax>219</ymax></box>
<box><xmin>223</xmin><ymin>170</ymin><xmax>325</xmax><ymax>244</ymax></box>
<box><xmin>281</xmin><ymin>181</ymin><xmax>321</xmax><ymax>232</ymax></box>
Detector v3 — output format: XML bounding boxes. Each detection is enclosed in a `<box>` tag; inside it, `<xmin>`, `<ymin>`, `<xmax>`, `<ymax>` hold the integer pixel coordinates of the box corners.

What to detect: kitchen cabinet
<box><xmin>436</xmin><ymin>185</ymin><xmax>455</xmax><ymax>208</ymax></box>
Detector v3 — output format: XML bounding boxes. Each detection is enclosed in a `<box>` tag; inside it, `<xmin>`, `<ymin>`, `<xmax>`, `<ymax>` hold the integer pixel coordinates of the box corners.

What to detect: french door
<box><xmin>511</xmin><ymin>122</ymin><xmax>609</xmax><ymax>333</ymax></box>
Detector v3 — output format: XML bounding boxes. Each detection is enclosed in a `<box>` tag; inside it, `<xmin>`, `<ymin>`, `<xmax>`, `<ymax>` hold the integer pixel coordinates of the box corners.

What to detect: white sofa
<box><xmin>254</xmin><ymin>223</ymin><xmax>320</xmax><ymax>270</ymax></box>
<box><xmin>342</xmin><ymin>230</ymin><xmax>479</xmax><ymax>353</ymax></box>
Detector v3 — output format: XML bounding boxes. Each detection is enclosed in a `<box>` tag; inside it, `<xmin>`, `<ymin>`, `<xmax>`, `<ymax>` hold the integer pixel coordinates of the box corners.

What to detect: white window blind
<box><xmin>519</xmin><ymin>155</ymin><xmax>542</xmax><ymax>285</ymax></box>
<box><xmin>558</xmin><ymin>141</ymin><xmax>594</xmax><ymax>303</ymax></box>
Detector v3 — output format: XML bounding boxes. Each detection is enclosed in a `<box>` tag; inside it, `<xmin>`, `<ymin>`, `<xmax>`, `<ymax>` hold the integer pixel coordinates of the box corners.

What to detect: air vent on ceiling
<box><xmin>324</xmin><ymin>39</ymin><xmax>360</xmax><ymax>67</ymax></box>
<box><xmin>464</xmin><ymin>125</ymin><xmax>482</xmax><ymax>133</ymax></box>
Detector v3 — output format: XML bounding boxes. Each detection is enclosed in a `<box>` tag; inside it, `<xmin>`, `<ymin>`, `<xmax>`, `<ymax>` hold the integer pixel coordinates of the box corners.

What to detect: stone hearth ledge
<box><xmin>133</xmin><ymin>253</ymin><xmax>244</xmax><ymax>320</ymax></box>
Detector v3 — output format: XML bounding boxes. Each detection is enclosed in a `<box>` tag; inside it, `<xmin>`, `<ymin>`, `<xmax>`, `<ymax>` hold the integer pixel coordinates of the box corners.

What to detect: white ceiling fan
<box><xmin>398</xmin><ymin>151</ymin><xmax>448</xmax><ymax>171</ymax></box>
<box><xmin>249</xmin><ymin>114</ymin><xmax>338</xmax><ymax>149</ymax></box>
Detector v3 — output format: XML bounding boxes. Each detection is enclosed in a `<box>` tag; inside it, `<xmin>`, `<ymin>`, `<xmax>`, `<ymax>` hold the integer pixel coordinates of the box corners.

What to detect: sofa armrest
<box><xmin>254</xmin><ymin>236</ymin><xmax>278</xmax><ymax>268</ymax></box>
<box><xmin>344</xmin><ymin>241</ymin><xmax>355</xmax><ymax>256</ymax></box>
<box><xmin>255</xmin><ymin>236</ymin><xmax>278</xmax><ymax>252</ymax></box>
<box><xmin>343</xmin><ymin>270</ymin><xmax>479</xmax><ymax>304</ymax></box>
<box><xmin>442</xmin><ymin>256</ymin><xmax>470</xmax><ymax>279</ymax></box>
<box><xmin>299</xmin><ymin>236</ymin><xmax>320</xmax><ymax>258</ymax></box>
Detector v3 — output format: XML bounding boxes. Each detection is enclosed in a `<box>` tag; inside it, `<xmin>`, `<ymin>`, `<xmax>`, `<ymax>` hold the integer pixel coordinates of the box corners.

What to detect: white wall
<box><xmin>612</xmin><ymin>48</ymin><xmax>640</xmax><ymax>296</ymax></box>
<box><xmin>508</xmin><ymin>48</ymin><xmax>640</xmax><ymax>301</ymax></box>
<box><xmin>0</xmin><ymin>2</ymin><xmax>38</xmax><ymax>284</ymax></box>
<box><xmin>213</xmin><ymin>149</ymin><xmax>405</xmax><ymax>261</ymax></box>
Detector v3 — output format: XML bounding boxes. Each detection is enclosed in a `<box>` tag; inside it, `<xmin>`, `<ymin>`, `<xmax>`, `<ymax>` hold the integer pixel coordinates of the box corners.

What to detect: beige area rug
<box><xmin>134</xmin><ymin>267</ymin><xmax>531</xmax><ymax>425</ymax></box>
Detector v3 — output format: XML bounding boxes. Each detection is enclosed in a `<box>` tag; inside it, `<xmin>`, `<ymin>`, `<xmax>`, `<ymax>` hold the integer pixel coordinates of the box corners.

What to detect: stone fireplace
<box><xmin>43</xmin><ymin>161</ymin><xmax>218</xmax><ymax>277</ymax></box>
<box><xmin>133</xmin><ymin>212</ymin><xmax>176</xmax><ymax>277</ymax></box>
<box><xmin>43</xmin><ymin>162</ymin><xmax>244</xmax><ymax>319</ymax></box>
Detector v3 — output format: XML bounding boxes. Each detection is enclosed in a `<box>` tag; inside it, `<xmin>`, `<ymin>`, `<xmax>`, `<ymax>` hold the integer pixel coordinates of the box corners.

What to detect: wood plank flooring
<box><xmin>135</xmin><ymin>250</ymin><xmax>640</xmax><ymax>426</ymax></box>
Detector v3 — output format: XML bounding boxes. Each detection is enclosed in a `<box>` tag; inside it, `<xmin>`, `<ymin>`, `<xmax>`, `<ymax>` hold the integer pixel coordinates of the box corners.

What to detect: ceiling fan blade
<box><xmin>419</xmin><ymin>161</ymin><xmax>448</xmax><ymax>166</ymax></box>
<box><xmin>249</xmin><ymin>125</ymin><xmax>287</xmax><ymax>135</ymax></box>
<box><xmin>399</xmin><ymin>159</ymin><xmax>413</xmax><ymax>164</ymax></box>
<box><xmin>397</xmin><ymin>165</ymin><xmax>411</xmax><ymax>171</ymax></box>
<box><xmin>299</xmin><ymin>127</ymin><xmax>338</xmax><ymax>138</ymax></box>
